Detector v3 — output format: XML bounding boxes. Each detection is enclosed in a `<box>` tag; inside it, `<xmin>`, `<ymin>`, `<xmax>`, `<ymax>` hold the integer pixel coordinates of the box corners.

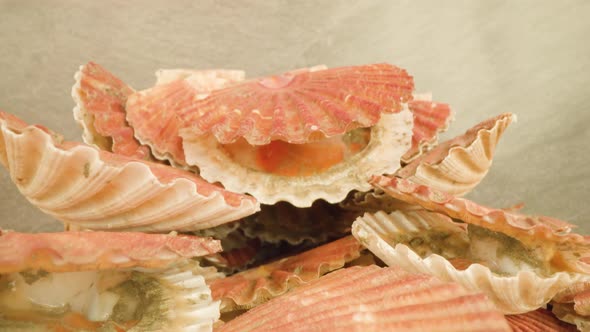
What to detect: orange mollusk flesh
<box><xmin>222</xmin><ymin>128</ymin><xmax>371</xmax><ymax>177</ymax></box>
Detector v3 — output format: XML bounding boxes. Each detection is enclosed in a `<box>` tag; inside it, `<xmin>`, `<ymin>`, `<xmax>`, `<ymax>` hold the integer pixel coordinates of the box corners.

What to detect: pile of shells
<box><xmin>0</xmin><ymin>62</ymin><xmax>587</xmax><ymax>331</ymax></box>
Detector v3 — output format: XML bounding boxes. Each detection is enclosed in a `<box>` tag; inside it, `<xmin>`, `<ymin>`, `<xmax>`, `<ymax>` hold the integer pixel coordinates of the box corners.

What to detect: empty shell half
<box><xmin>217</xmin><ymin>265</ymin><xmax>512</xmax><ymax>332</ymax></box>
<box><xmin>0</xmin><ymin>111</ymin><xmax>259</xmax><ymax>232</ymax></box>
<box><xmin>352</xmin><ymin>209</ymin><xmax>590</xmax><ymax>314</ymax></box>
<box><xmin>0</xmin><ymin>230</ymin><xmax>221</xmax><ymax>331</ymax></box>
<box><xmin>395</xmin><ymin>112</ymin><xmax>515</xmax><ymax>196</ymax></box>
<box><xmin>72</xmin><ymin>62</ymin><xmax>152</xmax><ymax>160</ymax></box>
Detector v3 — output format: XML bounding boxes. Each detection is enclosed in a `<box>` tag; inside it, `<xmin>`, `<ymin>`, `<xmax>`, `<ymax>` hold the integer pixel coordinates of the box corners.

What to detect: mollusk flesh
<box><xmin>0</xmin><ymin>230</ymin><xmax>221</xmax><ymax>331</ymax></box>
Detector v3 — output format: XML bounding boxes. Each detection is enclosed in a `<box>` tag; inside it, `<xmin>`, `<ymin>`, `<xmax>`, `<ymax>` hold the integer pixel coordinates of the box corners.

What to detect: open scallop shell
<box><xmin>126</xmin><ymin>69</ymin><xmax>245</xmax><ymax>166</ymax></box>
<box><xmin>396</xmin><ymin>112</ymin><xmax>515</xmax><ymax>196</ymax></box>
<box><xmin>352</xmin><ymin>209</ymin><xmax>590</xmax><ymax>314</ymax></box>
<box><xmin>0</xmin><ymin>230</ymin><xmax>221</xmax><ymax>273</ymax></box>
<box><xmin>209</xmin><ymin>236</ymin><xmax>364</xmax><ymax>312</ymax></box>
<box><xmin>0</xmin><ymin>231</ymin><xmax>221</xmax><ymax>331</ymax></box>
<box><xmin>0</xmin><ymin>111</ymin><xmax>259</xmax><ymax>232</ymax></box>
<box><xmin>1</xmin><ymin>260</ymin><xmax>220</xmax><ymax>331</ymax></box>
<box><xmin>178</xmin><ymin>63</ymin><xmax>414</xmax><ymax>145</ymax></box>
<box><xmin>217</xmin><ymin>265</ymin><xmax>512</xmax><ymax>332</ymax></box>
<box><xmin>72</xmin><ymin>62</ymin><xmax>152</xmax><ymax>160</ymax></box>
<box><xmin>371</xmin><ymin>176</ymin><xmax>590</xmax><ymax>274</ymax></box>
<box><xmin>401</xmin><ymin>93</ymin><xmax>453</xmax><ymax>163</ymax></box>
<box><xmin>506</xmin><ymin>308</ymin><xmax>577</xmax><ymax>331</ymax></box>
<box><xmin>240</xmin><ymin>200</ymin><xmax>358</xmax><ymax>245</ymax></box>
<box><xmin>182</xmin><ymin>107</ymin><xmax>413</xmax><ymax>207</ymax></box>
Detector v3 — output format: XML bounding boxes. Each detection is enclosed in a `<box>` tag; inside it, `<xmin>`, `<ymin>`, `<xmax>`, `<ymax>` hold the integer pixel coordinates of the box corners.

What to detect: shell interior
<box><xmin>181</xmin><ymin>107</ymin><xmax>413</xmax><ymax>207</ymax></box>
<box><xmin>352</xmin><ymin>209</ymin><xmax>590</xmax><ymax>314</ymax></box>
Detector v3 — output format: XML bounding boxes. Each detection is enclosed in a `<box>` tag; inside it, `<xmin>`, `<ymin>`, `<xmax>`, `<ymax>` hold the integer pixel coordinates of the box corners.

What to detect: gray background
<box><xmin>1</xmin><ymin>1</ymin><xmax>589</xmax><ymax>233</ymax></box>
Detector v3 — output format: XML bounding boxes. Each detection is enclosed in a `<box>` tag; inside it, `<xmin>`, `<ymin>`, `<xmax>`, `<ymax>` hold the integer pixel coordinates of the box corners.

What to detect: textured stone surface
<box><xmin>1</xmin><ymin>0</ymin><xmax>589</xmax><ymax>232</ymax></box>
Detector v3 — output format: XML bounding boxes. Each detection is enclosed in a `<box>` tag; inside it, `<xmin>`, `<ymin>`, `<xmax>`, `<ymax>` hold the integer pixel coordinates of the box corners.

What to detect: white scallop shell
<box><xmin>396</xmin><ymin>113</ymin><xmax>515</xmax><ymax>196</ymax></box>
<box><xmin>352</xmin><ymin>210</ymin><xmax>590</xmax><ymax>314</ymax></box>
<box><xmin>149</xmin><ymin>261</ymin><xmax>221</xmax><ymax>332</ymax></box>
<box><xmin>0</xmin><ymin>113</ymin><xmax>259</xmax><ymax>232</ymax></box>
<box><xmin>181</xmin><ymin>106</ymin><xmax>413</xmax><ymax>207</ymax></box>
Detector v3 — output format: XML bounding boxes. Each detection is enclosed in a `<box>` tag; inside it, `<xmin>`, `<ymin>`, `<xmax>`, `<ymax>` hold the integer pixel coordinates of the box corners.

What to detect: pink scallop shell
<box><xmin>402</xmin><ymin>94</ymin><xmax>453</xmax><ymax>163</ymax></box>
<box><xmin>179</xmin><ymin>63</ymin><xmax>414</xmax><ymax>145</ymax></box>
<box><xmin>0</xmin><ymin>229</ymin><xmax>220</xmax><ymax>273</ymax></box>
<box><xmin>209</xmin><ymin>236</ymin><xmax>363</xmax><ymax>312</ymax></box>
<box><xmin>370</xmin><ymin>176</ymin><xmax>590</xmax><ymax>274</ymax></box>
<box><xmin>126</xmin><ymin>68</ymin><xmax>245</xmax><ymax>166</ymax></box>
<box><xmin>217</xmin><ymin>265</ymin><xmax>511</xmax><ymax>332</ymax></box>
<box><xmin>72</xmin><ymin>62</ymin><xmax>151</xmax><ymax>159</ymax></box>
<box><xmin>396</xmin><ymin>112</ymin><xmax>515</xmax><ymax>196</ymax></box>
<box><xmin>507</xmin><ymin>309</ymin><xmax>577</xmax><ymax>331</ymax></box>
<box><xmin>0</xmin><ymin>111</ymin><xmax>259</xmax><ymax>232</ymax></box>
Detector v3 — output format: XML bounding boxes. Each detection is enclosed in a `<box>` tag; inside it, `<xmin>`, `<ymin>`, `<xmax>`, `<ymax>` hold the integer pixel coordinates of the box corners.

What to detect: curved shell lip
<box><xmin>352</xmin><ymin>210</ymin><xmax>590</xmax><ymax>314</ymax></box>
<box><xmin>125</xmin><ymin>68</ymin><xmax>247</xmax><ymax>169</ymax></box>
<box><xmin>401</xmin><ymin>93</ymin><xmax>454</xmax><ymax>164</ymax></box>
<box><xmin>0</xmin><ymin>111</ymin><xmax>260</xmax><ymax>232</ymax></box>
<box><xmin>396</xmin><ymin>112</ymin><xmax>516</xmax><ymax>196</ymax></box>
<box><xmin>178</xmin><ymin>63</ymin><xmax>415</xmax><ymax>146</ymax></box>
<box><xmin>181</xmin><ymin>106</ymin><xmax>413</xmax><ymax>207</ymax></box>
<box><xmin>72</xmin><ymin>62</ymin><xmax>151</xmax><ymax>160</ymax></box>
<box><xmin>0</xmin><ymin>230</ymin><xmax>221</xmax><ymax>274</ymax></box>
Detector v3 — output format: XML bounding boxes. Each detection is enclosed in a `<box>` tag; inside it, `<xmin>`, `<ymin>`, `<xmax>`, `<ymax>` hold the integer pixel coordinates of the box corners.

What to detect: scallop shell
<box><xmin>552</xmin><ymin>303</ymin><xmax>590</xmax><ymax>331</ymax></box>
<box><xmin>216</xmin><ymin>265</ymin><xmax>512</xmax><ymax>332</ymax></box>
<box><xmin>178</xmin><ymin>63</ymin><xmax>414</xmax><ymax>145</ymax></box>
<box><xmin>0</xmin><ymin>111</ymin><xmax>259</xmax><ymax>232</ymax></box>
<box><xmin>182</xmin><ymin>106</ymin><xmax>413</xmax><ymax>207</ymax></box>
<box><xmin>396</xmin><ymin>112</ymin><xmax>515</xmax><ymax>196</ymax></box>
<box><xmin>72</xmin><ymin>62</ymin><xmax>152</xmax><ymax>160</ymax></box>
<box><xmin>1</xmin><ymin>258</ymin><xmax>221</xmax><ymax>332</ymax></box>
<box><xmin>371</xmin><ymin>176</ymin><xmax>590</xmax><ymax>274</ymax></box>
<box><xmin>209</xmin><ymin>236</ymin><xmax>364</xmax><ymax>312</ymax></box>
<box><xmin>352</xmin><ymin>209</ymin><xmax>590</xmax><ymax>314</ymax></box>
<box><xmin>401</xmin><ymin>93</ymin><xmax>453</xmax><ymax>163</ymax></box>
<box><xmin>240</xmin><ymin>200</ymin><xmax>357</xmax><ymax>245</ymax></box>
<box><xmin>126</xmin><ymin>69</ymin><xmax>245</xmax><ymax>166</ymax></box>
<box><xmin>506</xmin><ymin>308</ymin><xmax>577</xmax><ymax>331</ymax></box>
<box><xmin>0</xmin><ymin>230</ymin><xmax>221</xmax><ymax>273</ymax></box>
